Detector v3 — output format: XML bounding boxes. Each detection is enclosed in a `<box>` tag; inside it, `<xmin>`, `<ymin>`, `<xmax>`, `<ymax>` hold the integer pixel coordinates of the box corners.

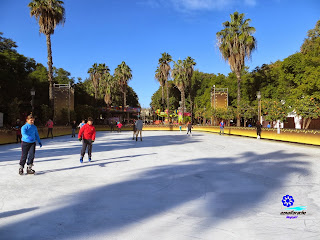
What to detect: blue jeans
<box><xmin>20</xmin><ymin>142</ymin><xmax>36</xmax><ymax>167</ymax></box>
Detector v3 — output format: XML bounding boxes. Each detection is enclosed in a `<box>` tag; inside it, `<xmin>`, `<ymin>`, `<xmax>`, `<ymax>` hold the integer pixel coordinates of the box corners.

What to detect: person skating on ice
<box><xmin>116</xmin><ymin>122</ymin><xmax>123</xmax><ymax>133</ymax></box>
<box><xmin>135</xmin><ymin>118</ymin><xmax>143</xmax><ymax>141</ymax></box>
<box><xmin>219</xmin><ymin>120</ymin><xmax>225</xmax><ymax>135</ymax></box>
<box><xmin>78</xmin><ymin>119</ymin><xmax>85</xmax><ymax>129</ymax></box>
<box><xmin>45</xmin><ymin>118</ymin><xmax>54</xmax><ymax>139</ymax></box>
<box><xmin>256</xmin><ymin>121</ymin><xmax>262</xmax><ymax>139</ymax></box>
<box><xmin>186</xmin><ymin>121</ymin><xmax>193</xmax><ymax>136</ymax></box>
<box><xmin>19</xmin><ymin>114</ymin><xmax>42</xmax><ymax>175</ymax></box>
<box><xmin>71</xmin><ymin>120</ymin><xmax>77</xmax><ymax>137</ymax></box>
<box><xmin>78</xmin><ymin>117</ymin><xmax>96</xmax><ymax>163</ymax></box>
<box><xmin>132</xmin><ymin>120</ymin><xmax>136</xmax><ymax>140</ymax></box>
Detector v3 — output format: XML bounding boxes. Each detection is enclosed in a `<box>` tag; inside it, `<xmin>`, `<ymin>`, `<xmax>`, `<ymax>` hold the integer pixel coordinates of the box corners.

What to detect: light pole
<box><xmin>257</xmin><ymin>91</ymin><xmax>261</xmax><ymax>123</ymax></box>
<box><xmin>30</xmin><ymin>87</ymin><xmax>36</xmax><ymax>114</ymax></box>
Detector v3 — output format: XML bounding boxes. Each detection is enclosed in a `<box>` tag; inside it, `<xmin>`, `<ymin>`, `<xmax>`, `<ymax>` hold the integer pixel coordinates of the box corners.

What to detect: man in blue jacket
<box><xmin>19</xmin><ymin>115</ymin><xmax>42</xmax><ymax>175</ymax></box>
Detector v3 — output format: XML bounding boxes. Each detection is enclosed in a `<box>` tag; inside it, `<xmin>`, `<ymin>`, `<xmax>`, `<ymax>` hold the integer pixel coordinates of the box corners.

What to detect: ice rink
<box><xmin>0</xmin><ymin>130</ymin><xmax>320</xmax><ymax>240</ymax></box>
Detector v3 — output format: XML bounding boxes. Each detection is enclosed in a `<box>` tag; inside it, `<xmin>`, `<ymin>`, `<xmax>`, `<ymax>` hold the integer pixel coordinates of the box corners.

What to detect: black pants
<box><xmin>81</xmin><ymin>139</ymin><xmax>93</xmax><ymax>157</ymax></box>
<box><xmin>72</xmin><ymin>128</ymin><xmax>76</xmax><ymax>137</ymax></box>
<box><xmin>187</xmin><ymin>128</ymin><xmax>192</xmax><ymax>134</ymax></box>
<box><xmin>20</xmin><ymin>142</ymin><xmax>36</xmax><ymax>167</ymax></box>
<box><xmin>47</xmin><ymin>128</ymin><xmax>53</xmax><ymax>138</ymax></box>
<box><xmin>16</xmin><ymin>134</ymin><xmax>21</xmax><ymax>143</ymax></box>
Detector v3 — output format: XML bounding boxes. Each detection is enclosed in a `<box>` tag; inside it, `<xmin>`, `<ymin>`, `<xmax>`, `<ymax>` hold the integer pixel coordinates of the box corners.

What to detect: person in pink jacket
<box><xmin>46</xmin><ymin>119</ymin><xmax>54</xmax><ymax>139</ymax></box>
<box><xmin>116</xmin><ymin>122</ymin><xmax>123</xmax><ymax>133</ymax></box>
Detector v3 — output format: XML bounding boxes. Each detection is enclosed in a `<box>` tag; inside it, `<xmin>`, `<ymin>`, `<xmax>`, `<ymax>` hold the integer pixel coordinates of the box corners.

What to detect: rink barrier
<box><xmin>1</xmin><ymin>125</ymin><xmax>319</xmax><ymax>146</ymax></box>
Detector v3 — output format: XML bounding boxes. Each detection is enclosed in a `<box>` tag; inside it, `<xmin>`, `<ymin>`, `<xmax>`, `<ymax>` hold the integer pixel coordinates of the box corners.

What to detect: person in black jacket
<box><xmin>256</xmin><ymin>121</ymin><xmax>262</xmax><ymax>139</ymax></box>
<box><xmin>71</xmin><ymin>120</ymin><xmax>77</xmax><ymax>137</ymax></box>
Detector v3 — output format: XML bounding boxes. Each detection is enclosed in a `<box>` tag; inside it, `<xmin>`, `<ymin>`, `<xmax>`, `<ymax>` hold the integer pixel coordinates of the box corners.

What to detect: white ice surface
<box><xmin>0</xmin><ymin>131</ymin><xmax>320</xmax><ymax>240</ymax></box>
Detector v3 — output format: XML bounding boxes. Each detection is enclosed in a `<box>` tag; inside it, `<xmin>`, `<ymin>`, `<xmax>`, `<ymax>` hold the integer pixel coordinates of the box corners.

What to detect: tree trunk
<box><xmin>46</xmin><ymin>34</ymin><xmax>53</xmax><ymax>107</ymax></box>
<box><xmin>302</xmin><ymin>118</ymin><xmax>306</xmax><ymax>129</ymax></box>
<box><xmin>166</xmin><ymin>80</ymin><xmax>169</xmax><ymax>123</ymax></box>
<box><xmin>161</xmin><ymin>85</ymin><xmax>164</xmax><ymax>110</ymax></box>
<box><xmin>305</xmin><ymin>118</ymin><xmax>312</xmax><ymax>129</ymax></box>
<box><xmin>181</xmin><ymin>89</ymin><xmax>185</xmax><ymax>124</ymax></box>
<box><xmin>189</xmin><ymin>94</ymin><xmax>193</xmax><ymax>124</ymax></box>
<box><xmin>236</xmin><ymin>72</ymin><xmax>241</xmax><ymax>127</ymax></box>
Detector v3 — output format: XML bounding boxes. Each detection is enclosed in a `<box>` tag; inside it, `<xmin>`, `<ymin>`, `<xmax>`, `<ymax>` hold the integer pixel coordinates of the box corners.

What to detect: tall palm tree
<box><xmin>87</xmin><ymin>63</ymin><xmax>99</xmax><ymax>100</ymax></box>
<box><xmin>158</xmin><ymin>52</ymin><xmax>172</xmax><ymax>121</ymax></box>
<box><xmin>216</xmin><ymin>11</ymin><xmax>256</xmax><ymax>126</ymax></box>
<box><xmin>114</xmin><ymin>61</ymin><xmax>132</xmax><ymax>108</ymax></box>
<box><xmin>97</xmin><ymin>63</ymin><xmax>110</xmax><ymax>99</ymax></box>
<box><xmin>171</xmin><ymin>59</ymin><xmax>188</xmax><ymax>123</ymax></box>
<box><xmin>184</xmin><ymin>56</ymin><xmax>196</xmax><ymax>123</ymax></box>
<box><xmin>103</xmin><ymin>73</ymin><xmax>114</xmax><ymax>106</ymax></box>
<box><xmin>28</xmin><ymin>0</ymin><xmax>65</xmax><ymax>105</ymax></box>
<box><xmin>155</xmin><ymin>66</ymin><xmax>165</xmax><ymax>110</ymax></box>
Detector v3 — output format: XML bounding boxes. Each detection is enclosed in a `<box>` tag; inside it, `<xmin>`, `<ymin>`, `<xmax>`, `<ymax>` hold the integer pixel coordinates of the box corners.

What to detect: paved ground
<box><xmin>0</xmin><ymin>130</ymin><xmax>320</xmax><ymax>240</ymax></box>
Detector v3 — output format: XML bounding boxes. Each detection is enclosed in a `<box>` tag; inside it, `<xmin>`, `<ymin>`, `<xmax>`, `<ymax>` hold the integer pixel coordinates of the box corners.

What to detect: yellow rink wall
<box><xmin>1</xmin><ymin>125</ymin><xmax>320</xmax><ymax>146</ymax></box>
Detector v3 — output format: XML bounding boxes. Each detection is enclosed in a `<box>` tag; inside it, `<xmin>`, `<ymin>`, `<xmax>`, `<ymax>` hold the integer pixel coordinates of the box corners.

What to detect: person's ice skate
<box><xmin>80</xmin><ymin>156</ymin><xmax>83</xmax><ymax>163</ymax></box>
<box><xmin>27</xmin><ymin>165</ymin><xmax>35</xmax><ymax>174</ymax></box>
<box><xmin>89</xmin><ymin>157</ymin><xmax>91</xmax><ymax>162</ymax></box>
<box><xmin>19</xmin><ymin>166</ymin><xmax>23</xmax><ymax>175</ymax></box>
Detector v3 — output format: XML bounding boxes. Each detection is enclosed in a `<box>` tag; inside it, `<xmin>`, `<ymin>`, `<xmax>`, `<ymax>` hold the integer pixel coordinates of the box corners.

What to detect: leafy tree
<box><xmin>29</xmin><ymin>0</ymin><xmax>65</xmax><ymax>104</ymax></box>
<box><xmin>184</xmin><ymin>56</ymin><xmax>196</xmax><ymax>123</ymax></box>
<box><xmin>158</xmin><ymin>53</ymin><xmax>172</xmax><ymax>117</ymax></box>
<box><xmin>292</xmin><ymin>96</ymin><xmax>320</xmax><ymax>129</ymax></box>
<box><xmin>155</xmin><ymin>66</ymin><xmax>165</xmax><ymax>110</ymax></box>
<box><xmin>171</xmin><ymin>59</ymin><xmax>188</xmax><ymax>123</ymax></box>
<box><xmin>114</xmin><ymin>61</ymin><xmax>132</xmax><ymax>108</ymax></box>
<box><xmin>216</xmin><ymin>11</ymin><xmax>257</xmax><ymax>126</ymax></box>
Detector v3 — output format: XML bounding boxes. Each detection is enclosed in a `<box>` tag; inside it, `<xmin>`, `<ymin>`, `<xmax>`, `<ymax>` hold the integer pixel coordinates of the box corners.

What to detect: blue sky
<box><xmin>1</xmin><ymin>0</ymin><xmax>319</xmax><ymax>107</ymax></box>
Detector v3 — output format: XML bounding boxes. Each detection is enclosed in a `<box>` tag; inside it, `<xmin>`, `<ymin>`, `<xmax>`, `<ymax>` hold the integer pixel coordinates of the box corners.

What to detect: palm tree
<box><xmin>184</xmin><ymin>56</ymin><xmax>196</xmax><ymax>123</ymax></box>
<box><xmin>155</xmin><ymin>66</ymin><xmax>165</xmax><ymax>110</ymax></box>
<box><xmin>103</xmin><ymin>73</ymin><xmax>115</xmax><ymax>106</ymax></box>
<box><xmin>158</xmin><ymin>52</ymin><xmax>172</xmax><ymax>122</ymax></box>
<box><xmin>28</xmin><ymin>0</ymin><xmax>65</xmax><ymax>105</ymax></box>
<box><xmin>114</xmin><ymin>61</ymin><xmax>132</xmax><ymax>109</ymax></box>
<box><xmin>87</xmin><ymin>63</ymin><xmax>99</xmax><ymax>100</ymax></box>
<box><xmin>216</xmin><ymin>11</ymin><xmax>256</xmax><ymax>126</ymax></box>
<box><xmin>171</xmin><ymin>59</ymin><xmax>188</xmax><ymax>123</ymax></box>
<box><xmin>97</xmin><ymin>63</ymin><xmax>110</xmax><ymax>99</ymax></box>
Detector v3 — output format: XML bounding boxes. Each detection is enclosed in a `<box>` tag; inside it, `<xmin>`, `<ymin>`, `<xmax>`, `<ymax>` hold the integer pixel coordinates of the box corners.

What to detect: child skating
<box><xmin>19</xmin><ymin>114</ymin><xmax>42</xmax><ymax>175</ymax></box>
<box><xmin>116</xmin><ymin>122</ymin><xmax>123</xmax><ymax>133</ymax></box>
<box><xmin>135</xmin><ymin>118</ymin><xmax>143</xmax><ymax>141</ymax></box>
<box><xmin>78</xmin><ymin>117</ymin><xmax>96</xmax><ymax>163</ymax></box>
<box><xmin>187</xmin><ymin>121</ymin><xmax>193</xmax><ymax>136</ymax></box>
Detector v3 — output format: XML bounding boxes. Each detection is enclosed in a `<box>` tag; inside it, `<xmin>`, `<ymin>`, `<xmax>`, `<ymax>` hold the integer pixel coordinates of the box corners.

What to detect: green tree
<box><xmin>87</xmin><ymin>63</ymin><xmax>99</xmax><ymax>100</ymax></box>
<box><xmin>114</xmin><ymin>61</ymin><xmax>132</xmax><ymax>108</ymax></box>
<box><xmin>216</xmin><ymin>11</ymin><xmax>257</xmax><ymax>126</ymax></box>
<box><xmin>28</xmin><ymin>0</ymin><xmax>65</xmax><ymax>104</ymax></box>
<box><xmin>155</xmin><ymin>66</ymin><xmax>165</xmax><ymax>110</ymax></box>
<box><xmin>172</xmin><ymin>59</ymin><xmax>188</xmax><ymax>123</ymax></box>
<box><xmin>184</xmin><ymin>56</ymin><xmax>196</xmax><ymax>123</ymax></box>
<box><xmin>158</xmin><ymin>52</ymin><xmax>172</xmax><ymax>118</ymax></box>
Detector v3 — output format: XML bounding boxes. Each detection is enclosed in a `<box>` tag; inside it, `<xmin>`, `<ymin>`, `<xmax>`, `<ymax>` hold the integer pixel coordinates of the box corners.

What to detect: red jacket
<box><xmin>78</xmin><ymin>124</ymin><xmax>96</xmax><ymax>140</ymax></box>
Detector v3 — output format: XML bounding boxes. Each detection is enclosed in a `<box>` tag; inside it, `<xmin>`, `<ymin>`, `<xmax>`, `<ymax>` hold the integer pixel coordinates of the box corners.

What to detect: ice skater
<box><xmin>256</xmin><ymin>121</ymin><xmax>262</xmax><ymax>139</ymax></box>
<box><xmin>46</xmin><ymin>118</ymin><xmax>54</xmax><ymax>138</ymax></box>
<box><xmin>132</xmin><ymin>120</ymin><xmax>136</xmax><ymax>140</ymax></box>
<box><xmin>117</xmin><ymin>122</ymin><xmax>123</xmax><ymax>133</ymax></box>
<box><xmin>78</xmin><ymin>119</ymin><xmax>85</xmax><ymax>129</ymax></box>
<box><xmin>135</xmin><ymin>118</ymin><xmax>143</xmax><ymax>141</ymax></box>
<box><xmin>219</xmin><ymin>120</ymin><xmax>225</xmax><ymax>135</ymax></box>
<box><xmin>19</xmin><ymin>114</ymin><xmax>42</xmax><ymax>175</ymax></box>
<box><xmin>13</xmin><ymin>119</ymin><xmax>22</xmax><ymax>143</ymax></box>
<box><xmin>186</xmin><ymin>121</ymin><xmax>192</xmax><ymax>136</ymax></box>
<box><xmin>71</xmin><ymin>120</ymin><xmax>77</xmax><ymax>137</ymax></box>
<box><xmin>78</xmin><ymin>117</ymin><xmax>96</xmax><ymax>163</ymax></box>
